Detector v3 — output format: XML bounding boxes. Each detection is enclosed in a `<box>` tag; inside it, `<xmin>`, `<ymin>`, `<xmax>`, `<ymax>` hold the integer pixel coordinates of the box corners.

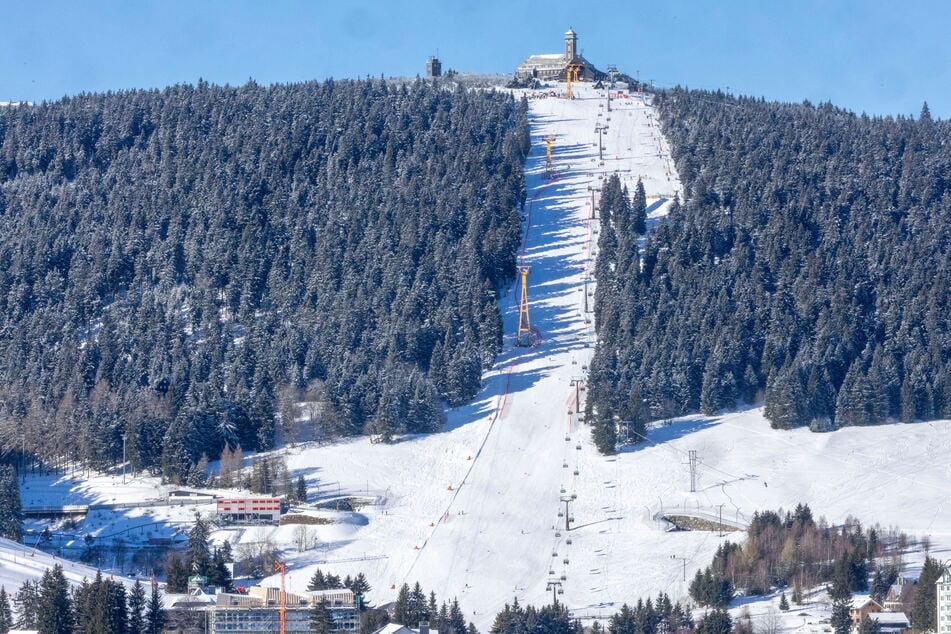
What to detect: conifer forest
<box><xmin>588</xmin><ymin>88</ymin><xmax>951</xmax><ymax>449</ymax></box>
<box><xmin>0</xmin><ymin>79</ymin><xmax>529</xmax><ymax>479</ymax></box>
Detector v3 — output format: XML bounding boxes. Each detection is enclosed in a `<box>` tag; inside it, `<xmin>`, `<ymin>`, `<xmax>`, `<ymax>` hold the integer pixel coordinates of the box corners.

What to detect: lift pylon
<box><xmin>543</xmin><ymin>136</ymin><xmax>556</xmax><ymax>179</ymax></box>
<box><xmin>565</xmin><ymin>63</ymin><xmax>583</xmax><ymax>99</ymax></box>
<box><xmin>516</xmin><ymin>266</ymin><xmax>534</xmax><ymax>347</ymax></box>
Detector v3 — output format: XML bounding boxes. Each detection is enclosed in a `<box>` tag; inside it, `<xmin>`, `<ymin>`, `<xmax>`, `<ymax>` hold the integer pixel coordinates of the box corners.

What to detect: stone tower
<box><xmin>426</xmin><ymin>55</ymin><xmax>442</xmax><ymax>78</ymax></box>
<box><xmin>564</xmin><ymin>27</ymin><xmax>577</xmax><ymax>62</ymax></box>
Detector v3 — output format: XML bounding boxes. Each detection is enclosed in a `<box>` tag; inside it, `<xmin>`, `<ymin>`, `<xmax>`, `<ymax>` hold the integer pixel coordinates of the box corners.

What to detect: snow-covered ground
<box><xmin>5</xmin><ymin>82</ymin><xmax>951</xmax><ymax>633</ymax></box>
<box><xmin>0</xmin><ymin>535</ymin><xmax>130</xmax><ymax>590</ymax></box>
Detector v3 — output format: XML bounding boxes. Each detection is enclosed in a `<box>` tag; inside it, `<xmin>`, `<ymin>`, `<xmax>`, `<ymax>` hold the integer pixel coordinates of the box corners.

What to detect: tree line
<box><xmin>0</xmin><ymin>77</ymin><xmax>529</xmax><ymax>481</ymax></box>
<box><xmin>588</xmin><ymin>88</ymin><xmax>951</xmax><ymax>445</ymax></box>
<box><xmin>2</xmin><ymin>565</ymin><xmax>165</xmax><ymax>634</ymax></box>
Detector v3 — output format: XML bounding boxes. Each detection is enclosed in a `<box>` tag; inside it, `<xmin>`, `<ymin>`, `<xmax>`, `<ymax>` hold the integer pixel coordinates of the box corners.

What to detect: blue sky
<box><xmin>2</xmin><ymin>0</ymin><xmax>949</xmax><ymax>117</ymax></box>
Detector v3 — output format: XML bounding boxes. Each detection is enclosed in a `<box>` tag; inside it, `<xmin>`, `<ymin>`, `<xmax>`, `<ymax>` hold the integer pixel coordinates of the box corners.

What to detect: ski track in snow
<box><xmin>6</xmin><ymin>84</ymin><xmax>951</xmax><ymax>633</ymax></box>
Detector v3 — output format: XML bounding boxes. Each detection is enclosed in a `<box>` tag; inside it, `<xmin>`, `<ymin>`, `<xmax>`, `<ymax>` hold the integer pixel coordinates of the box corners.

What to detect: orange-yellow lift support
<box><xmin>564</xmin><ymin>63</ymin><xmax>584</xmax><ymax>99</ymax></box>
<box><xmin>516</xmin><ymin>266</ymin><xmax>533</xmax><ymax>347</ymax></box>
<box><xmin>543</xmin><ymin>136</ymin><xmax>555</xmax><ymax>179</ymax></box>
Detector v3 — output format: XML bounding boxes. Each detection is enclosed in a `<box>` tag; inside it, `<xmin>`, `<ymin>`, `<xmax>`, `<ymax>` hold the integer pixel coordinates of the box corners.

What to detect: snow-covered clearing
<box><xmin>5</xmin><ymin>83</ymin><xmax>951</xmax><ymax>633</ymax></box>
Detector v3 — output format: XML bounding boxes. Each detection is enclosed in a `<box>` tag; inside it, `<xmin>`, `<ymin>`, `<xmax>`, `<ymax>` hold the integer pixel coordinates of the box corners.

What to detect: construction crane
<box><xmin>543</xmin><ymin>136</ymin><xmax>556</xmax><ymax>179</ymax></box>
<box><xmin>275</xmin><ymin>560</ymin><xmax>287</xmax><ymax>634</ymax></box>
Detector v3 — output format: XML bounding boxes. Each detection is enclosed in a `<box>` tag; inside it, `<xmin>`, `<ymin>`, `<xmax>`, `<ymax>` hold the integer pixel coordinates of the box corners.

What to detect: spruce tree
<box><xmin>165</xmin><ymin>552</ymin><xmax>189</xmax><ymax>593</ymax></box>
<box><xmin>830</xmin><ymin>596</ymin><xmax>853</xmax><ymax>634</ymax></box>
<box><xmin>911</xmin><ymin>557</ymin><xmax>943</xmax><ymax>632</ymax></box>
<box><xmin>129</xmin><ymin>580</ymin><xmax>146</xmax><ymax>634</ymax></box>
<box><xmin>696</xmin><ymin>609</ymin><xmax>732</xmax><ymax>634</ymax></box>
<box><xmin>308</xmin><ymin>570</ymin><xmax>327</xmax><ymax>591</ymax></box>
<box><xmin>632</xmin><ymin>179</ymin><xmax>647</xmax><ymax>235</ymax></box>
<box><xmin>393</xmin><ymin>583</ymin><xmax>410</xmax><ymax>624</ymax></box>
<box><xmin>185</xmin><ymin>515</ymin><xmax>212</xmax><ymax>577</ymax></box>
<box><xmin>36</xmin><ymin>564</ymin><xmax>72</xmax><ymax>634</ymax></box>
<box><xmin>779</xmin><ymin>591</ymin><xmax>789</xmax><ymax>611</ymax></box>
<box><xmin>145</xmin><ymin>583</ymin><xmax>165</xmax><ymax>634</ymax></box>
<box><xmin>0</xmin><ymin>587</ymin><xmax>12</xmax><ymax>634</ymax></box>
<box><xmin>14</xmin><ymin>579</ymin><xmax>39</xmax><ymax>630</ymax></box>
<box><xmin>0</xmin><ymin>466</ymin><xmax>22</xmax><ymax>542</ymax></box>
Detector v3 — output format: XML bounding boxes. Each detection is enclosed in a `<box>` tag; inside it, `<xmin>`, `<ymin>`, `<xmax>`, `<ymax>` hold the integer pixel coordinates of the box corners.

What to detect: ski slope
<box><xmin>0</xmin><ymin>536</ymin><xmax>129</xmax><ymax>590</ymax></box>
<box><xmin>271</xmin><ymin>83</ymin><xmax>951</xmax><ymax>629</ymax></box>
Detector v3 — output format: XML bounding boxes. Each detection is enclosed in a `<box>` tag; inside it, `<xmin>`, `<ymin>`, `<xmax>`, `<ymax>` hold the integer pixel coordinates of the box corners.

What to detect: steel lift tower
<box><xmin>516</xmin><ymin>266</ymin><xmax>534</xmax><ymax>347</ymax></box>
<box><xmin>543</xmin><ymin>136</ymin><xmax>556</xmax><ymax>179</ymax></box>
<box><xmin>564</xmin><ymin>62</ymin><xmax>584</xmax><ymax>99</ymax></box>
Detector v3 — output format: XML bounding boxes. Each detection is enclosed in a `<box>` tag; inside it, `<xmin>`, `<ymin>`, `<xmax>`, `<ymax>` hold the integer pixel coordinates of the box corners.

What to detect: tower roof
<box><xmin>565</xmin><ymin>27</ymin><xmax>576</xmax><ymax>37</ymax></box>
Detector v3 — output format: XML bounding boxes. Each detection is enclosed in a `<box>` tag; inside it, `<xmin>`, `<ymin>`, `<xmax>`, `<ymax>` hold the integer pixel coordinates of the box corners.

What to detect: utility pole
<box><xmin>717</xmin><ymin>503</ymin><xmax>725</xmax><ymax>537</ymax></box>
<box><xmin>546</xmin><ymin>580</ymin><xmax>563</xmax><ymax>605</ymax></box>
<box><xmin>686</xmin><ymin>450</ymin><xmax>699</xmax><ymax>493</ymax></box>
<box><xmin>569</xmin><ymin>378</ymin><xmax>584</xmax><ymax>414</ymax></box>
<box><xmin>671</xmin><ymin>555</ymin><xmax>688</xmax><ymax>582</ymax></box>
<box><xmin>121</xmin><ymin>433</ymin><xmax>127</xmax><ymax>484</ymax></box>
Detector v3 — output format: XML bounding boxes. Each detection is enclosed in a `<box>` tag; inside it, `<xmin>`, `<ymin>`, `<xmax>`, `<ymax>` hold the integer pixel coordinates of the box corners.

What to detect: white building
<box><xmin>515</xmin><ymin>28</ymin><xmax>600</xmax><ymax>82</ymax></box>
<box><xmin>207</xmin><ymin>586</ymin><xmax>358</xmax><ymax>633</ymax></box>
<box><xmin>938</xmin><ymin>567</ymin><xmax>951</xmax><ymax>634</ymax></box>
<box><xmin>216</xmin><ymin>497</ymin><xmax>281</xmax><ymax>524</ymax></box>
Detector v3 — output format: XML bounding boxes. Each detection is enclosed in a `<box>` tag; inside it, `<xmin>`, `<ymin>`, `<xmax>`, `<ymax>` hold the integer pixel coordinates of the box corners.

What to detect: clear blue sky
<box><xmin>2</xmin><ymin>0</ymin><xmax>949</xmax><ymax>118</ymax></box>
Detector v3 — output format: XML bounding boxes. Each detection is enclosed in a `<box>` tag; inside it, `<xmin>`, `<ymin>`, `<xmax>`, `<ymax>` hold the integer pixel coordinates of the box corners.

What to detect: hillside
<box><xmin>3</xmin><ymin>83</ymin><xmax>949</xmax><ymax>634</ymax></box>
<box><xmin>0</xmin><ymin>79</ymin><xmax>528</xmax><ymax>479</ymax></box>
<box><xmin>589</xmin><ymin>89</ymin><xmax>951</xmax><ymax>433</ymax></box>
<box><xmin>244</xmin><ymin>85</ymin><xmax>951</xmax><ymax>631</ymax></box>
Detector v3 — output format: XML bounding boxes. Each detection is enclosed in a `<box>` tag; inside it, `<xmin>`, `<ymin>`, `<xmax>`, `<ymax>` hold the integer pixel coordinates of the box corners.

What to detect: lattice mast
<box><xmin>516</xmin><ymin>266</ymin><xmax>533</xmax><ymax>347</ymax></box>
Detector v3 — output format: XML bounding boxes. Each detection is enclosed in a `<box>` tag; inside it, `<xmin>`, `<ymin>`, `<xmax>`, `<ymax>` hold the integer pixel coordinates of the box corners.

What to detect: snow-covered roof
<box><xmin>871</xmin><ymin>613</ymin><xmax>910</xmax><ymax>626</ymax></box>
<box><xmin>305</xmin><ymin>588</ymin><xmax>355</xmax><ymax>603</ymax></box>
<box><xmin>849</xmin><ymin>595</ymin><xmax>881</xmax><ymax>609</ymax></box>
<box><xmin>164</xmin><ymin>589</ymin><xmax>216</xmax><ymax>608</ymax></box>
<box><xmin>373</xmin><ymin>624</ymin><xmax>416</xmax><ymax>634</ymax></box>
